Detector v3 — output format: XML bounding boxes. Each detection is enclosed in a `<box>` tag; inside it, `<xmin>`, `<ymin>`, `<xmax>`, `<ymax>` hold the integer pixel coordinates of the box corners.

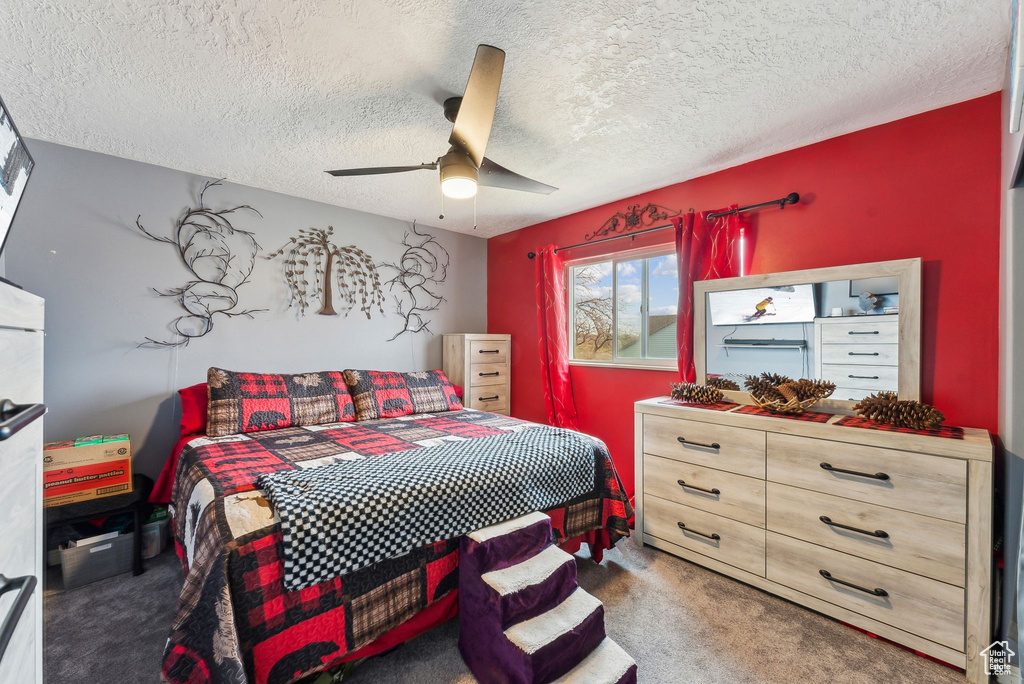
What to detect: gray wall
<box><xmin>4</xmin><ymin>141</ymin><xmax>487</xmax><ymax>479</ymax></box>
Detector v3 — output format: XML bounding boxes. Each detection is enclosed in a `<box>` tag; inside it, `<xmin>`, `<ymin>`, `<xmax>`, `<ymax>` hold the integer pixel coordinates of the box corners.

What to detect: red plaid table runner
<box><xmin>733</xmin><ymin>405</ymin><xmax>834</xmax><ymax>423</ymax></box>
<box><xmin>658</xmin><ymin>399</ymin><xmax>738</xmax><ymax>412</ymax></box>
<box><xmin>834</xmin><ymin>415</ymin><xmax>965</xmax><ymax>439</ymax></box>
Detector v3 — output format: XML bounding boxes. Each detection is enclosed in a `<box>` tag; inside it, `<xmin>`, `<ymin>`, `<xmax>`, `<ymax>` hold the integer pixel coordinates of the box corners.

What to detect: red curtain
<box><xmin>534</xmin><ymin>245</ymin><xmax>581</xmax><ymax>430</ymax></box>
<box><xmin>675</xmin><ymin>207</ymin><xmax>747</xmax><ymax>381</ymax></box>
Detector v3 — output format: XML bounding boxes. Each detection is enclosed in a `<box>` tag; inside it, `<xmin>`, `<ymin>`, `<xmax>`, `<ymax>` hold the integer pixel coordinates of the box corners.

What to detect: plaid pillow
<box><xmin>206</xmin><ymin>368</ymin><xmax>356</xmax><ymax>437</ymax></box>
<box><xmin>342</xmin><ymin>369</ymin><xmax>463</xmax><ymax>421</ymax></box>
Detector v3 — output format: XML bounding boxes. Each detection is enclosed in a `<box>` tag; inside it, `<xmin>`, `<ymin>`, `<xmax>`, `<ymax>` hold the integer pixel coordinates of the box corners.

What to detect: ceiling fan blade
<box><xmin>449</xmin><ymin>45</ymin><xmax>505</xmax><ymax>167</ymax></box>
<box><xmin>478</xmin><ymin>157</ymin><xmax>557</xmax><ymax>194</ymax></box>
<box><xmin>326</xmin><ymin>163</ymin><xmax>437</xmax><ymax>177</ymax></box>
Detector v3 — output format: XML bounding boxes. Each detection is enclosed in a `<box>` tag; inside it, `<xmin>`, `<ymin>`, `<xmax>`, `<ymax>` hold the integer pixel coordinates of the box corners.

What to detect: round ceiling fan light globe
<box><xmin>441</xmin><ymin>176</ymin><xmax>478</xmax><ymax>199</ymax></box>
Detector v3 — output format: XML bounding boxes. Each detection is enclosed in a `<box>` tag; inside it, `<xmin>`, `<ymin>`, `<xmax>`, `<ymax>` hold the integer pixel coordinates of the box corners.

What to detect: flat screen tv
<box><xmin>0</xmin><ymin>94</ymin><xmax>33</xmax><ymax>259</ymax></box>
<box><xmin>708</xmin><ymin>283</ymin><xmax>817</xmax><ymax>326</ymax></box>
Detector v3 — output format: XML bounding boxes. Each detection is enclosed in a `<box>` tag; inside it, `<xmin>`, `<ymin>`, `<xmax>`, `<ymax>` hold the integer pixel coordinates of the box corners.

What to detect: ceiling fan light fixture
<box><xmin>441</xmin><ymin>176</ymin><xmax>478</xmax><ymax>199</ymax></box>
<box><xmin>439</xmin><ymin>149</ymin><xmax>479</xmax><ymax>199</ymax></box>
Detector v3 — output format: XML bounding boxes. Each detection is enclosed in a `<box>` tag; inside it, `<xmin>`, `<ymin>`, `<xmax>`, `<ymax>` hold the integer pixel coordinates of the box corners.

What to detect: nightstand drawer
<box><xmin>819</xmin><ymin>364</ymin><xmax>898</xmax><ymax>390</ymax></box>
<box><xmin>766</xmin><ymin>532</ymin><xmax>964</xmax><ymax>650</ymax></box>
<box><xmin>470</xmin><ymin>340</ymin><xmax>509</xmax><ymax>365</ymax></box>
<box><xmin>643</xmin><ymin>414</ymin><xmax>765</xmax><ymax>479</ymax></box>
<box><xmin>469</xmin><ymin>363</ymin><xmax>508</xmax><ymax>387</ymax></box>
<box><xmin>468</xmin><ymin>385</ymin><xmax>509</xmax><ymax>412</ymax></box>
<box><xmin>645</xmin><ymin>496</ymin><xmax>765</xmax><ymax>576</ymax></box>
<box><xmin>766</xmin><ymin>482</ymin><xmax>965</xmax><ymax>585</ymax></box>
<box><xmin>819</xmin><ymin>319</ymin><xmax>898</xmax><ymax>344</ymax></box>
<box><xmin>820</xmin><ymin>344</ymin><xmax>898</xmax><ymax>366</ymax></box>
<box><xmin>644</xmin><ymin>454</ymin><xmax>765</xmax><ymax>527</ymax></box>
<box><xmin>767</xmin><ymin>433</ymin><xmax>966</xmax><ymax>523</ymax></box>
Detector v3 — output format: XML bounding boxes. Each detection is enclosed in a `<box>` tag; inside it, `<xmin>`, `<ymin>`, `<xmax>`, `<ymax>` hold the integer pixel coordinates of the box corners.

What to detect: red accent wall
<box><xmin>487</xmin><ymin>94</ymin><xmax>1001</xmax><ymax>498</ymax></box>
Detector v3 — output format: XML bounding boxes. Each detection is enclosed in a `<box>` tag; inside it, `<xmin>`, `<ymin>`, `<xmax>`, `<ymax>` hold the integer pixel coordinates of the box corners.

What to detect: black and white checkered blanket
<box><xmin>258</xmin><ymin>425</ymin><xmax>599</xmax><ymax>590</ymax></box>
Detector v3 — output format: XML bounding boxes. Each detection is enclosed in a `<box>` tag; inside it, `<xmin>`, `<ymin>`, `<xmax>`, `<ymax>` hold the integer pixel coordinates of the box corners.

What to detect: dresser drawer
<box><xmin>644</xmin><ymin>454</ymin><xmax>765</xmax><ymax>527</ymax></box>
<box><xmin>767</xmin><ymin>434</ymin><xmax>966</xmax><ymax>523</ymax></box>
<box><xmin>820</xmin><ymin>343</ymin><xmax>898</xmax><ymax>366</ymax></box>
<box><xmin>766</xmin><ymin>482</ymin><xmax>965</xmax><ymax>586</ymax></box>
<box><xmin>643</xmin><ymin>414</ymin><xmax>765</xmax><ymax>478</ymax></box>
<box><xmin>468</xmin><ymin>385</ymin><xmax>509</xmax><ymax>412</ymax></box>
<box><xmin>766</xmin><ymin>532</ymin><xmax>964</xmax><ymax>650</ymax></box>
<box><xmin>470</xmin><ymin>340</ymin><xmax>509</xmax><ymax>365</ymax></box>
<box><xmin>645</xmin><ymin>496</ymin><xmax>765</xmax><ymax>576</ymax></box>
<box><xmin>819</xmin><ymin>320</ymin><xmax>898</xmax><ymax>344</ymax></box>
<box><xmin>829</xmin><ymin>387</ymin><xmax>875</xmax><ymax>402</ymax></box>
<box><xmin>819</xmin><ymin>363</ymin><xmax>898</xmax><ymax>390</ymax></box>
<box><xmin>469</xmin><ymin>363</ymin><xmax>508</xmax><ymax>387</ymax></box>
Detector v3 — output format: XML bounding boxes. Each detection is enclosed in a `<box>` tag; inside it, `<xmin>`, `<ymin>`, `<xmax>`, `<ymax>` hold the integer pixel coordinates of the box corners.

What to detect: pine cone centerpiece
<box><xmin>743</xmin><ymin>373</ymin><xmax>836</xmax><ymax>415</ymax></box>
<box><xmin>853</xmin><ymin>392</ymin><xmax>945</xmax><ymax>430</ymax></box>
<box><xmin>706</xmin><ymin>376</ymin><xmax>740</xmax><ymax>391</ymax></box>
<box><xmin>670</xmin><ymin>382</ymin><xmax>724</xmax><ymax>405</ymax></box>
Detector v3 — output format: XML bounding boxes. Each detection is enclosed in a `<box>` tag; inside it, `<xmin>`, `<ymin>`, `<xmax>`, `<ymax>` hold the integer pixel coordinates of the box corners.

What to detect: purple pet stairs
<box><xmin>459</xmin><ymin>512</ymin><xmax>637</xmax><ymax>684</ymax></box>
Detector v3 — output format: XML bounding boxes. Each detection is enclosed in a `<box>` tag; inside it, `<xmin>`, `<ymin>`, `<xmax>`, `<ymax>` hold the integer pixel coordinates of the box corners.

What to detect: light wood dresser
<box><xmin>635</xmin><ymin>397</ymin><xmax>992</xmax><ymax>682</ymax></box>
<box><xmin>814</xmin><ymin>315</ymin><xmax>900</xmax><ymax>402</ymax></box>
<box><xmin>442</xmin><ymin>333</ymin><xmax>511</xmax><ymax>416</ymax></box>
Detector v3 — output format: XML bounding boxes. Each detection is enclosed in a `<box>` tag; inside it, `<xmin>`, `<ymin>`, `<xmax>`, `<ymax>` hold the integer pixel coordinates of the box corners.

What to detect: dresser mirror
<box><xmin>694</xmin><ymin>258</ymin><xmax>921</xmax><ymax>414</ymax></box>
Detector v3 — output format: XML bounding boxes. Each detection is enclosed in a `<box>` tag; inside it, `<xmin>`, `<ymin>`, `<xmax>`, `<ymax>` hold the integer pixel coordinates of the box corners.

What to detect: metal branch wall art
<box><xmin>585</xmin><ymin>202</ymin><xmax>682</xmax><ymax>241</ymax></box>
<box><xmin>381</xmin><ymin>222</ymin><xmax>450</xmax><ymax>341</ymax></box>
<box><xmin>266</xmin><ymin>226</ymin><xmax>385</xmax><ymax>317</ymax></box>
<box><xmin>134</xmin><ymin>179</ymin><xmax>264</xmax><ymax>347</ymax></box>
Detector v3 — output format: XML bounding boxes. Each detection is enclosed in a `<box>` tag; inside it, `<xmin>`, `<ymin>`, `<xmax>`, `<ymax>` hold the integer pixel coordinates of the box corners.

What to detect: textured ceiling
<box><xmin>0</xmin><ymin>1</ymin><xmax>1009</xmax><ymax>237</ymax></box>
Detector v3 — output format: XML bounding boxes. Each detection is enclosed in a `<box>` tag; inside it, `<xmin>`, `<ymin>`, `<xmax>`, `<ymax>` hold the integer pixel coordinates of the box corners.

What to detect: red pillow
<box><xmin>343</xmin><ymin>369</ymin><xmax>462</xmax><ymax>421</ymax></box>
<box><xmin>206</xmin><ymin>368</ymin><xmax>357</xmax><ymax>437</ymax></box>
<box><xmin>179</xmin><ymin>383</ymin><xmax>208</xmax><ymax>436</ymax></box>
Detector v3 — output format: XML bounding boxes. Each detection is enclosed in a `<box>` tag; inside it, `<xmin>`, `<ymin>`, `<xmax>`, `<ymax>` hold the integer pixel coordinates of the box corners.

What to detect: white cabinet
<box><xmin>814</xmin><ymin>315</ymin><xmax>899</xmax><ymax>401</ymax></box>
<box><xmin>0</xmin><ymin>282</ymin><xmax>44</xmax><ymax>684</ymax></box>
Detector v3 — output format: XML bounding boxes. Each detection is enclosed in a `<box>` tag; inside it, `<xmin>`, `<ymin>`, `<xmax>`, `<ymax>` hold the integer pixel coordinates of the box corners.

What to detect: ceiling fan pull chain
<box><xmin>473</xmin><ymin>193</ymin><xmax>478</xmax><ymax>230</ymax></box>
<box><xmin>439</xmin><ymin>184</ymin><xmax>445</xmax><ymax>220</ymax></box>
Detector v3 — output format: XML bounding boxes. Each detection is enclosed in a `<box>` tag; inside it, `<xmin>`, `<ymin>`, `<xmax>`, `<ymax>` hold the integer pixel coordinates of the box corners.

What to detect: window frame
<box><xmin>566</xmin><ymin>245</ymin><xmax>678</xmax><ymax>371</ymax></box>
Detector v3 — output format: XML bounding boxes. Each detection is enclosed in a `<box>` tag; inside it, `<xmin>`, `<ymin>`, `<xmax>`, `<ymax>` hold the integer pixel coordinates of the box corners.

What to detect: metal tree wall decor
<box><xmin>134</xmin><ymin>179</ymin><xmax>264</xmax><ymax>347</ymax></box>
<box><xmin>266</xmin><ymin>226</ymin><xmax>385</xmax><ymax>317</ymax></box>
<box><xmin>585</xmin><ymin>202</ymin><xmax>683</xmax><ymax>241</ymax></box>
<box><xmin>381</xmin><ymin>222</ymin><xmax>450</xmax><ymax>341</ymax></box>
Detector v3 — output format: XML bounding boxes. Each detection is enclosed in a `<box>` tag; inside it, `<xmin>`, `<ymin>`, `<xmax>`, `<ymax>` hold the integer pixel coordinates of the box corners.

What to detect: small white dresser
<box><xmin>635</xmin><ymin>398</ymin><xmax>992</xmax><ymax>682</ymax></box>
<box><xmin>442</xmin><ymin>333</ymin><xmax>511</xmax><ymax>415</ymax></box>
<box><xmin>814</xmin><ymin>315</ymin><xmax>899</xmax><ymax>401</ymax></box>
<box><xmin>0</xmin><ymin>282</ymin><xmax>44</xmax><ymax>684</ymax></box>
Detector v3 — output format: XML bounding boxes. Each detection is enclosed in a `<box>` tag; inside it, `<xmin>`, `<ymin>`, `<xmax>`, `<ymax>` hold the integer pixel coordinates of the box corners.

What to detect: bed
<box><xmin>157</xmin><ymin>381</ymin><xmax>632</xmax><ymax>684</ymax></box>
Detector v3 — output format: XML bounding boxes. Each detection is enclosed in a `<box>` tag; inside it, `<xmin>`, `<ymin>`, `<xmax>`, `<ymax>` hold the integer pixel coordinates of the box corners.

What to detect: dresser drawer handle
<box><xmin>478</xmin><ymin>371</ymin><xmax>501</xmax><ymax>377</ymax></box>
<box><xmin>677</xmin><ymin>479</ymin><xmax>720</xmax><ymax>496</ymax></box>
<box><xmin>676</xmin><ymin>436</ymin><xmax>721</xmax><ymax>450</ymax></box>
<box><xmin>819</xmin><ymin>462</ymin><xmax>890</xmax><ymax>481</ymax></box>
<box><xmin>848</xmin><ymin>330</ymin><xmax>880</xmax><ymax>335</ymax></box>
<box><xmin>847</xmin><ymin>352</ymin><xmax>880</xmax><ymax>356</ymax></box>
<box><xmin>819</xmin><ymin>515</ymin><xmax>889</xmax><ymax>538</ymax></box>
<box><xmin>847</xmin><ymin>374</ymin><xmax>880</xmax><ymax>379</ymax></box>
<box><xmin>478</xmin><ymin>395</ymin><xmax>500</xmax><ymax>401</ymax></box>
<box><xmin>478</xmin><ymin>349</ymin><xmax>501</xmax><ymax>354</ymax></box>
<box><xmin>677</xmin><ymin>521</ymin><xmax>720</xmax><ymax>541</ymax></box>
<box><xmin>819</xmin><ymin>569</ymin><xmax>888</xmax><ymax>597</ymax></box>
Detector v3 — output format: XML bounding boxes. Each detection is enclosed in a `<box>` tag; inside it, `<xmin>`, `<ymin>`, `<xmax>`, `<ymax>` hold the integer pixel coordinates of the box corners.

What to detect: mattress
<box><xmin>160</xmin><ymin>409</ymin><xmax>632</xmax><ymax>684</ymax></box>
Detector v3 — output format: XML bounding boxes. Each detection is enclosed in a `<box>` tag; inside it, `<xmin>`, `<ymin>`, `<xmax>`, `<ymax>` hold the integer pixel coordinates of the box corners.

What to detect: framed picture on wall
<box><xmin>849</xmin><ymin>275</ymin><xmax>899</xmax><ymax>297</ymax></box>
<box><xmin>0</xmin><ymin>93</ymin><xmax>34</xmax><ymax>259</ymax></box>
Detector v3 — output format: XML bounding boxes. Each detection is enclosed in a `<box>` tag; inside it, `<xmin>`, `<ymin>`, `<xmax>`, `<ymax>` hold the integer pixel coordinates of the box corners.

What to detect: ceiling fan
<box><xmin>326</xmin><ymin>45</ymin><xmax>557</xmax><ymax>203</ymax></box>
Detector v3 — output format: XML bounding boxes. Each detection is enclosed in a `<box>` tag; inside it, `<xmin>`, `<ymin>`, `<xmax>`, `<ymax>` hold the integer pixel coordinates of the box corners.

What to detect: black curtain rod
<box><xmin>526</xmin><ymin>192</ymin><xmax>799</xmax><ymax>259</ymax></box>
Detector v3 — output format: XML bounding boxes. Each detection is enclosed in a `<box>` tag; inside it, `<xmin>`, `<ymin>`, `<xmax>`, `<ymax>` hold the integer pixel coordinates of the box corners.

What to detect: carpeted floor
<box><xmin>44</xmin><ymin>541</ymin><xmax>963</xmax><ymax>683</ymax></box>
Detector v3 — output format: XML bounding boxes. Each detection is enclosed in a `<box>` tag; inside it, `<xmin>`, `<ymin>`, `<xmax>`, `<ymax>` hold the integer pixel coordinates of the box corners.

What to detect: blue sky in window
<box><xmin>649</xmin><ymin>254</ymin><xmax>678</xmax><ymax>316</ymax></box>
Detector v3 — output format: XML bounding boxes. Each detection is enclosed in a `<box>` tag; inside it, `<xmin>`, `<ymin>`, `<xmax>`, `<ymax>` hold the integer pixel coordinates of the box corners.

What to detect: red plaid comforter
<box><xmin>161</xmin><ymin>410</ymin><xmax>632</xmax><ymax>684</ymax></box>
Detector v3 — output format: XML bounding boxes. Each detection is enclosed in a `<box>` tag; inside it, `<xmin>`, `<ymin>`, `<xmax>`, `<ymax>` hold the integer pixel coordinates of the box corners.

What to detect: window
<box><xmin>569</xmin><ymin>250</ymin><xmax>678</xmax><ymax>366</ymax></box>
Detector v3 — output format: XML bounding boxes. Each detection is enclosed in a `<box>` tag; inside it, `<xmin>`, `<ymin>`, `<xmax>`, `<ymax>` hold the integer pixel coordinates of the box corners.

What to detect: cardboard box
<box><xmin>43</xmin><ymin>434</ymin><xmax>132</xmax><ymax>507</ymax></box>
